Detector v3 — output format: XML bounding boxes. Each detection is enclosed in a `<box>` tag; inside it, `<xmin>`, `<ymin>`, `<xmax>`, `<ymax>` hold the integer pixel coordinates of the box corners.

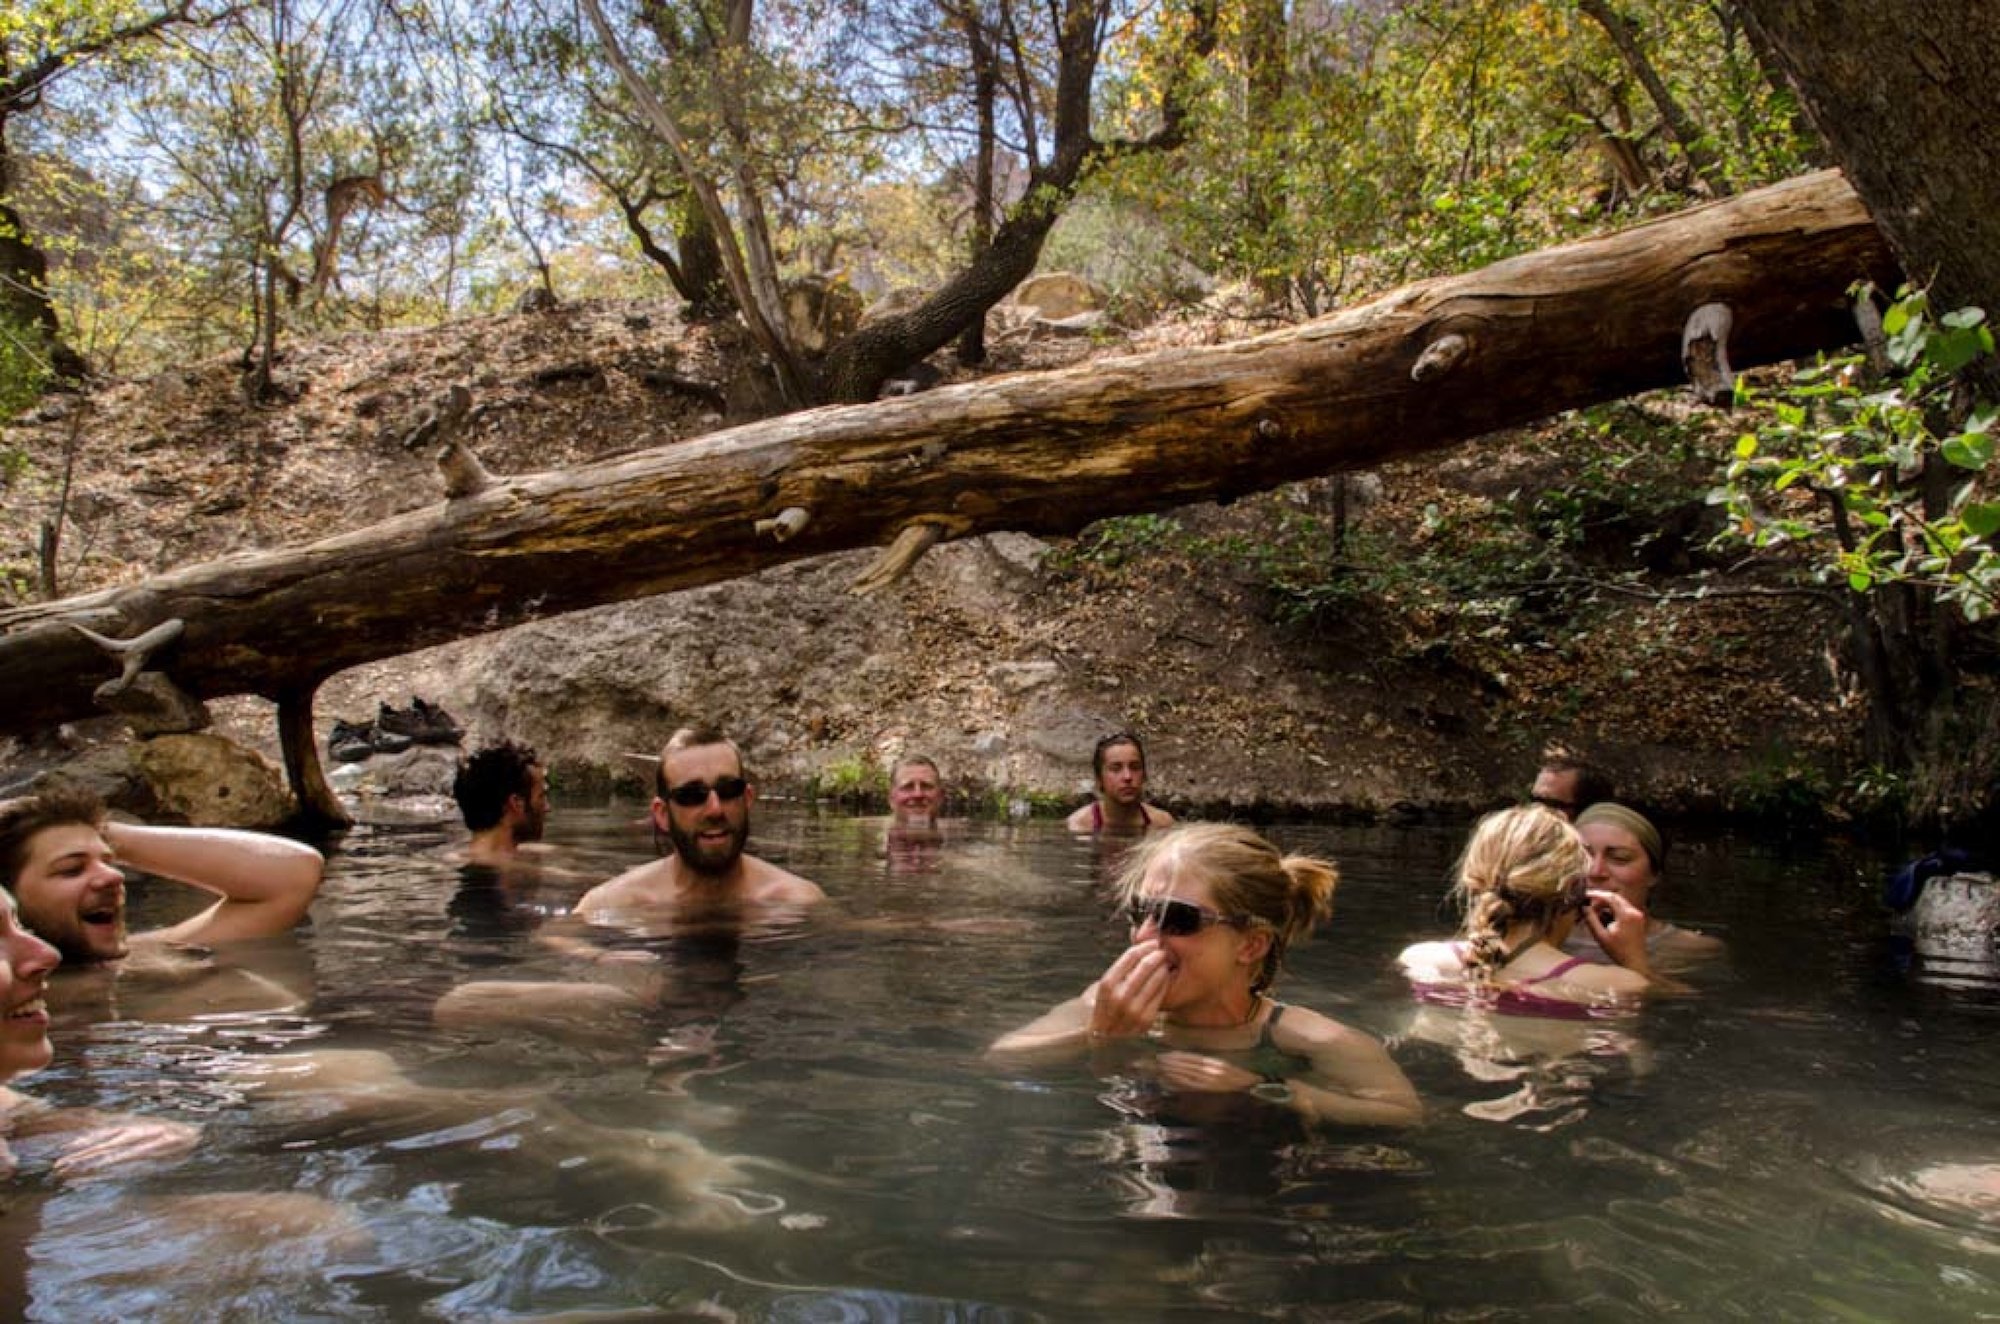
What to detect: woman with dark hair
<box><xmin>991</xmin><ymin>823</ymin><xmax>1420</xmax><ymax>1126</ymax></box>
<box><xmin>1065</xmin><ymin>732</ymin><xmax>1176</xmax><ymax>834</ymax></box>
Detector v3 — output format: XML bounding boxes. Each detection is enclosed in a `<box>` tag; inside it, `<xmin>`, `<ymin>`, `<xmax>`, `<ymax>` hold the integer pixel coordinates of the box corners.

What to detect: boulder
<box><xmin>133</xmin><ymin>733</ymin><xmax>295</xmax><ymax>827</ymax></box>
<box><xmin>1012</xmin><ymin>272</ymin><xmax>1106</xmax><ymax>320</ymax></box>
<box><xmin>1902</xmin><ymin>872</ymin><xmax>2000</xmax><ymax>957</ymax></box>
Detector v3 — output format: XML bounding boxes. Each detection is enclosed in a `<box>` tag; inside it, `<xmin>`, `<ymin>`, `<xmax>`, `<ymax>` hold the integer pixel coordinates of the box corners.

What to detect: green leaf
<box><xmin>1735</xmin><ymin>434</ymin><xmax>1758</xmax><ymax>459</ymax></box>
<box><xmin>1963</xmin><ymin>503</ymin><xmax>2000</xmax><ymax>538</ymax></box>
<box><xmin>1848</xmin><ymin>569</ymin><xmax>1874</xmax><ymax>593</ymax></box>
<box><xmin>1942</xmin><ymin>306</ymin><xmax>1988</xmax><ymax>330</ymax></box>
<box><xmin>1942</xmin><ymin>433</ymin><xmax>1995</xmax><ymax>469</ymax></box>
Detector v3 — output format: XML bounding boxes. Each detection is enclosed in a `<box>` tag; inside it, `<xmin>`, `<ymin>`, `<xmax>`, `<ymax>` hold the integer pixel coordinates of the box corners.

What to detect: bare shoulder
<box><xmin>1397</xmin><ymin>940</ymin><xmax>1462</xmax><ymax>979</ymax></box>
<box><xmin>744</xmin><ymin>856</ymin><xmax>826</xmax><ymax>903</ymax></box>
<box><xmin>1560</xmin><ymin>961</ymin><xmax>1651</xmax><ymax>996</ymax></box>
<box><xmin>1064</xmin><ymin>804</ymin><xmax>1095</xmax><ymax>832</ymax></box>
<box><xmin>576</xmin><ymin>859</ymin><xmax>673</xmax><ymax>914</ymax></box>
<box><xmin>1269</xmin><ymin>1004</ymin><xmax>1383</xmax><ymax>1054</ymax></box>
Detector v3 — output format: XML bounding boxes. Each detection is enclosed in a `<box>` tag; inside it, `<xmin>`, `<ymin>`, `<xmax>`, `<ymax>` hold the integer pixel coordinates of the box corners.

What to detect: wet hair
<box><xmin>1575</xmin><ymin>802</ymin><xmax>1666</xmax><ymax>873</ymax></box>
<box><xmin>1111</xmin><ymin>822</ymin><xmax>1338</xmax><ymax>995</ymax></box>
<box><xmin>1453</xmin><ymin>804</ymin><xmax>1589</xmax><ymax>978</ymax></box>
<box><xmin>1537</xmin><ymin>742</ymin><xmax>1615</xmax><ymax>811</ymax></box>
<box><xmin>654</xmin><ymin>725</ymin><xmax>747</xmax><ymax>799</ymax></box>
<box><xmin>1092</xmin><ymin>731</ymin><xmax>1146</xmax><ymax>782</ymax></box>
<box><xmin>452</xmin><ymin>742</ymin><xmax>541</xmax><ymax>832</ymax></box>
<box><xmin>0</xmin><ymin>784</ymin><xmax>107</xmax><ymax>888</ymax></box>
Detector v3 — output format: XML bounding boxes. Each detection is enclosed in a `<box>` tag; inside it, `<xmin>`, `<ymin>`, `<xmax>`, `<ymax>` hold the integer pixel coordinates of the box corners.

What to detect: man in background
<box><xmin>452</xmin><ymin>741</ymin><xmax>551</xmax><ymax>866</ymax></box>
<box><xmin>1528</xmin><ymin>743</ymin><xmax>1615</xmax><ymax>821</ymax></box>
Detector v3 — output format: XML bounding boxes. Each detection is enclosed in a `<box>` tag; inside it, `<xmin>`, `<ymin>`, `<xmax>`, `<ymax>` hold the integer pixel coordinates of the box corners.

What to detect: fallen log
<box><xmin>0</xmin><ymin>169</ymin><xmax>1897</xmax><ymax>819</ymax></box>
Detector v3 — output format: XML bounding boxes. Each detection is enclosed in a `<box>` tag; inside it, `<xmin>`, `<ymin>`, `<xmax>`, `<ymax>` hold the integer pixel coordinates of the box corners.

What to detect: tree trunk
<box><xmin>0</xmin><ymin>137</ymin><xmax>86</xmax><ymax>381</ymax></box>
<box><xmin>1733</xmin><ymin>3</ymin><xmax>2000</xmax><ymax>325</ymax></box>
<box><xmin>0</xmin><ymin>169</ymin><xmax>1896</xmax><ymax>741</ymax></box>
<box><xmin>1578</xmin><ymin>0</ymin><xmax>1730</xmax><ymax>197</ymax></box>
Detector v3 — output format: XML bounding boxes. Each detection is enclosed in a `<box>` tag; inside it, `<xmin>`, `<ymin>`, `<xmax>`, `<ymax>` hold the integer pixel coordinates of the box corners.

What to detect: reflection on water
<box><xmin>8</xmin><ymin>808</ymin><xmax>2000</xmax><ymax>1319</ymax></box>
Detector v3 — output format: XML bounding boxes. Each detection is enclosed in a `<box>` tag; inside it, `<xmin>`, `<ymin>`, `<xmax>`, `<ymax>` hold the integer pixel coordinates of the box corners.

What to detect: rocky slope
<box><xmin>0</xmin><ymin>297</ymin><xmax>1858</xmax><ymax>823</ymax></box>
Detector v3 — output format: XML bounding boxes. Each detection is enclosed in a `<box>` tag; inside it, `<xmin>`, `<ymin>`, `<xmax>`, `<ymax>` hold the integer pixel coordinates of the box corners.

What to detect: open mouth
<box><xmin>4</xmin><ymin>996</ymin><xmax>47</xmax><ymax>1024</ymax></box>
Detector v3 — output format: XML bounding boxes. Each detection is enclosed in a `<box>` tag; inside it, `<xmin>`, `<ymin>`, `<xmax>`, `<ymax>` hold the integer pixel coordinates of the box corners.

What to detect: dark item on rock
<box><xmin>376</xmin><ymin>697</ymin><xmax>464</xmax><ymax>747</ymax></box>
<box><xmin>328</xmin><ymin>719</ymin><xmax>376</xmax><ymax>765</ymax></box>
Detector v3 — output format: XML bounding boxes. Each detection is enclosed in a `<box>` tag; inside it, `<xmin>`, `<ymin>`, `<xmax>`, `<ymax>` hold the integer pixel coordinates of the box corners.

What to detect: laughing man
<box><xmin>0</xmin><ymin>785</ymin><xmax>323</xmax><ymax>968</ymax></box>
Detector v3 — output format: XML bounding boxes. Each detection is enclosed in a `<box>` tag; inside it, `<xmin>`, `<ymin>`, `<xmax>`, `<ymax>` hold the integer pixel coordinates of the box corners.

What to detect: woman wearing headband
<box><xmin>1566</xmin><ymin>802</ymin><xmax>1721</xmax><ymax>966</ymax></box>
<box><xmin>1398</xmin><ymin>804</ymin><xmax>1663</xmax><ymax>1015</ymax></box>
<box><xmin>990</xmin><ymin>823</ymin><xmax>1421</xmax><ymax>1126</ymax></box>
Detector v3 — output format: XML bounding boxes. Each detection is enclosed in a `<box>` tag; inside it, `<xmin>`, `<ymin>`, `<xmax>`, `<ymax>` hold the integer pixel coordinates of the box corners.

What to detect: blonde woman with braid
<box><xmin>991</xmin><ymin>823</ymin><xmax>1421</xmax><ymax>1127</ymax></box>
<box><xmin>1398</xmin><ymin>805</ymin><xmax>1659</xmax><ymax>1015</ymax></box>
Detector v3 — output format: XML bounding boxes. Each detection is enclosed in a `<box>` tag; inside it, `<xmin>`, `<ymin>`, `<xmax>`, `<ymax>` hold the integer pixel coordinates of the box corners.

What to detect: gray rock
<box><xmin>133</xmin><ymin>733</ymin><xmax>294</xmax><ymax>827</ymax></box>
<box><xmin>1902</xmin><ymin>872</ymin><xmax>2000</xmax><ymax>957</ymax></box>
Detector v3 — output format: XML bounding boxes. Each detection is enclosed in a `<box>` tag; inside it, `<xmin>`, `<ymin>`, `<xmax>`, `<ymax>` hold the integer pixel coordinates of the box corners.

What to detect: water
<box><xmin>10</xmin><ymin>806</ymin><xmax>1999</xmax><ymax>1321</ymax></box>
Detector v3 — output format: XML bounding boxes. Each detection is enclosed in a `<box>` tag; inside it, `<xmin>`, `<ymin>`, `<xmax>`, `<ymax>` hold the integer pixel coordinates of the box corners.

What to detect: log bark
<box><xmin>0</xmin><ymin>169</ymin><xmax>1897</xmax><ymax>742</ymax></box>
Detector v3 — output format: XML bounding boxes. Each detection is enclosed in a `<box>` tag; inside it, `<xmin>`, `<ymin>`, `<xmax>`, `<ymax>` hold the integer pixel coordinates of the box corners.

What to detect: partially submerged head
<box><xmin>652</xmin><ymin>726</ymin><xmax>753</xmax><ymax>877</ymax></box>
<box><xmin>1113</xmin><ymin>822</ymin><xmax>1338</xmax><ymax>998</ymax></box>
<box><xmin>1530</xmin><ymin>743</ymin><xmax>1615</xmax><ymax>821</ymax></box>
<box><xmin>888</xmin><ymin>755</ymin><xmax>942</xmax><ymax>826</ymax></box>
<box><xmin>1453</xmin><ymin>804</ymin><xmax>1590</xmax><ymax>973</ymax></box>
<box><xmin>1575</xmin><ymin>802</ymin><xmax>1665</xmax><ymax>911</ymax></box>
<box><xmin>453</xmin><ymin>741</ymin><xmax>548</xmax><ymax>843</ymax></box>
<box><xmin>0</xmin><ymin>785</ymin><xmax>129</xmax><ymax>964</ymax></box>
<box><xmin>0</xmin><ymin>886</ymin><xmax>60</xmax><ymax>1082</ymax></box>
<box><xmin>1092</xmin><ymin>732</ymin><xmax>1149</xmax><ymax>807</ymax></box>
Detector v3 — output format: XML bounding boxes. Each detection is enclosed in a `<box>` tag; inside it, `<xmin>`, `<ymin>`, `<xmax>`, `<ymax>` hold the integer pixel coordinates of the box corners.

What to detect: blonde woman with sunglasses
<box><xmin>989</xmin><ymin>823</ymin><xmax>1421</xmax><ymax>1127</ymax></box>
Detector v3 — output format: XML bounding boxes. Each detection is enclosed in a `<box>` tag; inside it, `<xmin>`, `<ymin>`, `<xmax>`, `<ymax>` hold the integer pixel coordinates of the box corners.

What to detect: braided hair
<box><xmin>1451</xmin><ymin>805</ymin><xmax>1588</xmax><ymax>983</ymax></box>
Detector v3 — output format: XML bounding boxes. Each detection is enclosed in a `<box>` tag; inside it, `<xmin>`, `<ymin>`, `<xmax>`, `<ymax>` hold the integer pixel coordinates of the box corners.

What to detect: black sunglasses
<box><xmin>664</xmin><ymin>776</ymin><xmax>749</xmax><ymax>808</ymax></box>
<box><xmin>1125</xmin><ymin>896</ymin><xmax>1248</xmax><ymax>937</ymax></box>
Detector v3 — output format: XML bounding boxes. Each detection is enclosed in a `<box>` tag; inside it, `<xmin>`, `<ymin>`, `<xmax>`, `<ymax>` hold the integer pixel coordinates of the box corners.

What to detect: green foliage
<box><xmin>1714</xmin><ymin>288</ymin><xmax>2000</xmax><ymax>622</ymax></box>
<box><xmin>1737</xmin><ymin>744</ymin><xmax>1834</xmax><ymax>822</ymax></box>
<box><xmin>806</xmin><ymin>753</ymin><xmax>884</xmax><ymax>808</ymax></box>
<box><xmin>1045</xmin><ymin>513</ymin><xmax>1187</xmax><ymax>575</ymax></box>
<box><xmin>0</xmin><ymin>309</ymin><xmax>54</xmax><ymax>421</ymax></box>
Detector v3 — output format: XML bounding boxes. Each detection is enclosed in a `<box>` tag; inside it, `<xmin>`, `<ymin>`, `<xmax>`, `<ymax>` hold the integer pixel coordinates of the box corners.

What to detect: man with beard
<box><xmin>452</xmin><ymin>741</ymin><xmax>552</xmax><ymax>866</ymax></box>
<box><xmin>576</xmin><ymin>727</ymin><xmax>823</xmax><ymax>918</ymax></box>
<box><xmin>0</xmin><ymin>785</ymin><xmax>324</xmax><ymax>969</ymax></box>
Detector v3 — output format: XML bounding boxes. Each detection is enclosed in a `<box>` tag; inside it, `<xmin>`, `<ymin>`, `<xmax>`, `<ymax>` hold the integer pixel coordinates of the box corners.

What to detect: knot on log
<box><xmin>1411</xmin><ymin>333</ymin><xmax>1469</xmax><ymax>382</ymax></box>
<box><xmin>754</xmin><ymin>507</ymin><xmax>812</xmax><ymax>542</ymax></box>
<box><xmin>439</xmin><ymin>441</ymin><xmax>494</xmax><ymax>499</ymax></box>
<box><xmin>851</xmin><ymin>521</ymin><xmax>948</xmax><ymax>597</ymax></box>
<box><xmin>1854</xmin><ymin>291</ymin><xmax>1891</xmax><ymax>379</ymax></box>
<box><xmin>1681</xmin><ymin>303</ymin><xmax>1735</xmax><ymax>407</ymax></box>
<box><xmin>66</xmin><ymin>618</ymin><xmax>185</xmax><ymax>696</ymax></box>
<box><xmin>401</xmin><ymin>383</ymin><xmax>472</xmax><ymax>452</ymax></box>
<box><xmin>1254</xmin><ymin>418</ymin><xmax>1285</xmax><ymax>443</ymax></box>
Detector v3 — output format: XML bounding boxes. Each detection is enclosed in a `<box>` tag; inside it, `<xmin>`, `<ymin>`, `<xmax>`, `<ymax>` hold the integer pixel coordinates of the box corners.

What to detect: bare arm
<box><xmin>1580</xmin><ymin>891</ymin><xmax>1690</xmax><ymax>994</ymax></box>
<box><xmin>987</xmin><ymin>939</ymin><xmax>1173</xmax><ymax>1062</ymax></box>
<box><xmin>1265</xmin><ymin>1009</ymin><xmax>1424</xmax><ymax>1128</ymax></box>
<box><xmin>1151</xmin><ymin>1008</ymin><xmax>1423</xmax><ymax>1127</ymax></box>
<box><xmin>110</xmin><ymin>820</ymin><xmax>323</xmax><ymax>946</ymax></box>
<box><xmin>3</xmin><ymin>1091</ymin><xmax>200</xmax><ymax>1177</ymax></box>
